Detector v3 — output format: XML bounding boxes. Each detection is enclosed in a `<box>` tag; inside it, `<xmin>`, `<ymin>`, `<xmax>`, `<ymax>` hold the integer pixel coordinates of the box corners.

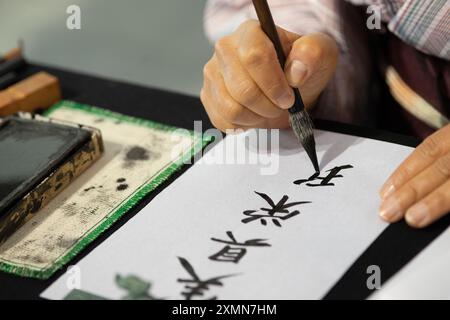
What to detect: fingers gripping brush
<box><xmin>252</xmin><ymin>0</ymin><xmax>320</xmax><ymax>173</ymax></box>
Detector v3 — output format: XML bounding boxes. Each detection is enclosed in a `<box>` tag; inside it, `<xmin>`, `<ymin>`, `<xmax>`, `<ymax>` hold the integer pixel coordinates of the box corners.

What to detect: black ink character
<box><xmin>177</xmin><ymin>257</ymin><xmax>234</xmax><ymax>300</ymax></box>
<box><xmin>294</xmin><ymin>165</ymin><xmax>354</xmax><ymax>187</ymax></box>
<box><xmin>209</xmin><ymin>231</ymin><xmax>270</xmax><ymax>264</ymax></box>
<box><xmin>242</xmin><ymin>192</ymin><xmax>310</xmax><ymax>227</ymax></box>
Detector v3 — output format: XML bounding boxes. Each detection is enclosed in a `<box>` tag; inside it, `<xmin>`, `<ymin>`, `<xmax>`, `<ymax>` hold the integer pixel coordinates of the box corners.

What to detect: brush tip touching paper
<box><xmin>289</xmin><ymin>110</ymin><xmax>319</xmax><ymax>173</ymax></box>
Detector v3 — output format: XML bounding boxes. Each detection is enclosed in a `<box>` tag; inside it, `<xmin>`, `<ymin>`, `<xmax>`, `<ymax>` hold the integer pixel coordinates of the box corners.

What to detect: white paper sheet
<box><xmin>41</xmin><ymin>129</ymin><xmax>413</xmax><ymax>300</ymax></box>
<box><xmin>370</xmin><ymin>226</ymin><xmax>450</xmax><ymax>300</ymax></box>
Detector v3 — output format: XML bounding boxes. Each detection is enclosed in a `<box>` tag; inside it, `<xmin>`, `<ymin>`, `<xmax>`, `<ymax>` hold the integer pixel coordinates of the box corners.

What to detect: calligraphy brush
<box><xmin>251</xmin><ymin>0</ymin><xmax>319</xmax><ymax>172</ymax></box>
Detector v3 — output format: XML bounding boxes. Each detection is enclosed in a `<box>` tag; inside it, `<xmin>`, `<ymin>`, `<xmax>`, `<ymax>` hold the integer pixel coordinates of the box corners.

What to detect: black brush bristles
<box><xmin>289</xmin><ymin>109</ymin><xmax>320</xmax><ymax>173</ymax></box>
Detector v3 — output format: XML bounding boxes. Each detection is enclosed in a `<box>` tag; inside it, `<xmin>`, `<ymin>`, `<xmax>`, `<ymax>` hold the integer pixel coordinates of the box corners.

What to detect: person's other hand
<box><xmin>380</xmin><ymin>124</ymin><xmax>450</xmax><ymax>228</ymax></box>
<box><xmin>201</xmin><ymin>20</ymin><xmax>339</xmax><ymax>132</ymax></box>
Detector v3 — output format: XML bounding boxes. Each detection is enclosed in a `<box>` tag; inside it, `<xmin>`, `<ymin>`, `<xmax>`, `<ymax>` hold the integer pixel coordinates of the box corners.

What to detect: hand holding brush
<box><xmin>201</xmin><ymin>1</ymin><xmax>339</xmax><ymax>171</ymax></box>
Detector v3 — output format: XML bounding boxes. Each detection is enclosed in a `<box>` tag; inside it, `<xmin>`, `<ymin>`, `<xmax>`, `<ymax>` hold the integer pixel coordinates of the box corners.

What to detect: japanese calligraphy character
<box><xmin>294</xmin><ymin>165</ymin><xmax>354</xmax><ymax>187</ymax></box>
<box><xmin>209</xmin><ymin>231</ymin><xmax>270</xmax><ymax>263</ymax></box>
<box><xmin>177</xmin><ymin>257</ymin><xmax>234</xmax><ymax>300</ymax></box>
<box><xmin>242</xmin><ymin>191</ymin><xmax>310</xmax><ymax>227</ymax></box>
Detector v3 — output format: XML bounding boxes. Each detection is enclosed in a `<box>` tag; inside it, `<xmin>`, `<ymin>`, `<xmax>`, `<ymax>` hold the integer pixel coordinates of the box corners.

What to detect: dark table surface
<box><xmin>1</xmin><ymin>63</ymin><xmax>449</xmax><ymax>300</ymax></box>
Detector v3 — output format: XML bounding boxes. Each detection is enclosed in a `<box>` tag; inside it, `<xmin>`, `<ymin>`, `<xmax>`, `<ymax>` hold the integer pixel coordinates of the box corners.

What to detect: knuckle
<box><xmin>435</xmin><ymin>154</ymin><xmax>450</xmax><ymax>178</ymax></box>
<box><xmin>266</xmin><ymin>82</ymin><xmax>287</xmax><ymax>100</ymax></box>
<box><xmin>208</xmin><ymin>113</ymin><xmax>225</xmax><ymax>132</ymax></box>
<box><xmin>200</xmin><ymin>87</ymin><xmax>208</xmax><ymax>104</ymax></box>
<box><xmin>216</xmin><ymin>119</ymin><xmax>236</xmax><ymax>133</ymax></box>
<box><xmin>232</xmin><ymin>80</ymin><xmax>260</xmax><ymax>106</ymax></box>
<box><xmin>430</xmin><ymin>192</ymin><xmax>447</xmax><ymax>213</ymax></box>
<box><xmin>242</xmin><ymin>49</ymin><xmax>263</xmax><ymax>67</ymax></box>
<box><xmin>223</xmin><ymin>102</ymin><xmax>245</xmax><ymax>123</ymax></box>
<box><xmin>403</xmin><ymin>183</ymin><xmax>420</xmax><ymax>203</ymax></box>
<box><xmin>242</xmin><ymin>46</ymin><xmax>274</xmax><ymax>68</ymax></box>
<box><xmin>202</xmin><ymin>62</ymin><xmax>213</xmax><ymax>81</ymax></box>
<box><xmin>201</xmin><ymin>95</ymin><xmax>217</xmax><ymax>126</ymax></box>
<box><xmin>214</xmin><ymin>37</ymin><xmax>229</xmax><ymax>56</ymax></box>
<box><xmin>238</xmin><ymin>19</ymin><xmax>260</xmax><ymax>33</ymax></box>
<box><xmin>210</xmin><ymin>118</ymin><xmax>224</xmax><ymax>132</ymax></box>
<box><xmin>393</xmin><ymin>166</ymin><xmax>411</xmax><ymax>186</ymax></box>
<box><xmin>420</xmin><ymin>134</ymin><xmax>441</xmax><ymax>158</ymax></box>
<box><xmin>210</xmin><ymin>118</ymin><xmax>221</xmax><ymax>130</ymax></box>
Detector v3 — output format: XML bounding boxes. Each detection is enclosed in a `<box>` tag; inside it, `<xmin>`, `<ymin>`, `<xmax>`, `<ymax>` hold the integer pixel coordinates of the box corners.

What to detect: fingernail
<box><xmin>380</xmin><ymin>183</ymin><xmax>395</xmax><ymax>200</ymax></box>
<box><xmin>288</xmin><ymin>60</ymin><xmax>308</xmax><ymax>86</ymax></box>
<box><xmin>406</xmin><ymin>203</ymin><xmax>429</xmax><ymax>227</ymax></box>
<box><xmin>379</xmin><ymin>196</ymin><xmax>402</xmax><ymax>221</ymax></box>
<box><xmin>276</xmin><ymin>92</ymin><xmax>293</xmax><ymax>109</ymax></box>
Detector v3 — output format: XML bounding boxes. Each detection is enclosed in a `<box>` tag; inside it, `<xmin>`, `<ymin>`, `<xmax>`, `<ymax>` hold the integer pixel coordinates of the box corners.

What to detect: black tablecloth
<box><xmin>1</xmin><ymin>63</ymin><xmax>449</xmax><ymax>300</ymax></box>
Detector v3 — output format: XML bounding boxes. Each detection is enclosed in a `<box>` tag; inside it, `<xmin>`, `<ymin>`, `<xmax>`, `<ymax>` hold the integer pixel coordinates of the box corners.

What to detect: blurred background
<box><xmin>0</xmin><ymin>0</ymin><xmax>212</xmax><ymax>96</ymax></box>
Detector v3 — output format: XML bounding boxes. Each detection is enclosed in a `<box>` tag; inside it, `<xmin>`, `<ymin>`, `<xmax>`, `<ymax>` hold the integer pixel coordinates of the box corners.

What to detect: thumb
<box><xmin>284</xmin><ymin>33</ymin><xmax>339</xmax><ymax>107</ymax></box>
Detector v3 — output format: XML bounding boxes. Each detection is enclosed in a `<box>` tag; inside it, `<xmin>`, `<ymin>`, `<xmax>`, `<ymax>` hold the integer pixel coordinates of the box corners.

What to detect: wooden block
<box><xmin>0</xmin><ymin>72</ymin><xmax>61</xmax><ymax>117</ymax></box>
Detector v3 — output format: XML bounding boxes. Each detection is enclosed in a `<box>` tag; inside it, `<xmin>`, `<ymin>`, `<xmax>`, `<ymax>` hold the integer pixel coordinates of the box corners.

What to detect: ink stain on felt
<box><xmin>116</xmin><ymin>178</ymin><xmax>128</xmax><ymax>191</ymax></box>
<box><xmin>84</xmin><ymin>185</ymin><xmax>103</xmax><ymax>192</ymax></box>
<box><xmin>56</xmin><ymin>235</ymin><xmax>77</xmax><ymax>249</ymax></box>
<box><xmin>117</xmin><ymin>184</ymin><xmax>128</xmax><ymax>191</ymax></box>
<box><xmin>123</xmin><ymin>146</ymin><xmax>152</xmax><ymax>169</ymax></box>
<box><xmin>62</xmin><ymin>202</ymin><xmax>78</xmax><ymax>217</ymax></box>
<box><xmin>126</xmin><ymin>146</ymin><xmax>150</xmax><ymax>161</ymax></box>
